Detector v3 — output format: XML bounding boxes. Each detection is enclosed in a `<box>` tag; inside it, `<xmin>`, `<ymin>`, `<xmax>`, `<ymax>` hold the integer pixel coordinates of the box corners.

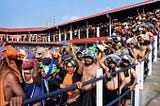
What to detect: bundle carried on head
<box><xmin>0</xmin><ymin>45</ymin><xmax>23</xmax><ymax>83</ymax></box>
<box><xmin>106</xmin><ymin>54</ymin><xmax>121</xmax><ymax>65</ymax></box>
<box><xmin>40</xmin><ymin>57</ymin><xmax>57</xmax><ymax>78</ymax></box>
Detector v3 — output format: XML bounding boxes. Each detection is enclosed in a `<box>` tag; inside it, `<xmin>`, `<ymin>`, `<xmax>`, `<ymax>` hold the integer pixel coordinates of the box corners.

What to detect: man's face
<box><xmin>84</xmin><ymin>57</ymin><xmax>93</xmax><ymax>66</ymax></box>
<box><xmin>108</xmin><ymin>62</ymin><xmax>116</xmax><ymax>69</ymax></box>
<box><xmin>138</xmin><ymin>37</ymin><xmax>144</xmax><ymax>44</ymax></box>
<box><xmin>122</xmin><ymin>60</ymin><xmax>130</xmax><ymax>67</ymax></box>
<box><xmin>76</xmin><ymin>53</ymin><xmax>82</xmax><ymax>60</ymax></box>
<box><xmin>127</xmin><ymin>42</ymin><xmax>134</xmax><ymax>48</ymax></box>
<box><xmin>23</xmin><ymin>71</ymin><xmax>32</xmax><ymax>82</ymax></box>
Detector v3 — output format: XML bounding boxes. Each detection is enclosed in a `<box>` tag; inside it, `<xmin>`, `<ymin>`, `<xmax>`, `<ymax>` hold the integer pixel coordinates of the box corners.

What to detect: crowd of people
<box><xmin>0</xmin><ymin>8</ymin><xmax>159</xmax><ymax>106</ymax></box>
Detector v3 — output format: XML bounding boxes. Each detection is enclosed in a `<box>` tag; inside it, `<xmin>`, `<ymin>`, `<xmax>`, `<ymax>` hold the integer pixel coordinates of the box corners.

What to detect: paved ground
<box><xmin>141</xmin><ymin>50</ymin><xmax>160</xmax><ymax>106</ymax></box>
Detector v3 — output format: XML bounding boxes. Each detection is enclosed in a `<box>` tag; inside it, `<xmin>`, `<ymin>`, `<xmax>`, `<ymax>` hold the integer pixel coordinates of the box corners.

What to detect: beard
<box><xmin>85</xmin><ymin>61</ymin><xmax>93</xmax><ymax>66</ymax></box>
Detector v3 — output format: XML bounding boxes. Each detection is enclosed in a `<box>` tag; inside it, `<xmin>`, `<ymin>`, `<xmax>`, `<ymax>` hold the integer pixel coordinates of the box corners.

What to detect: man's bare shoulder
<box><xmin>93</xmin><ymin>63</ymin><xmax>101</xmax><ymax>70</ymax></box>
<box><xmin>5</xmin><ymin>72</ymin><xmax>19</xmax><ymax>83</ymax></box>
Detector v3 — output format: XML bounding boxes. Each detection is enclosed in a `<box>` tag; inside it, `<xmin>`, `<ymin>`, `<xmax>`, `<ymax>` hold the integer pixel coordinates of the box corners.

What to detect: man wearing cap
<box><xmin>121</xmin><ymin>55</ymin><xmax>138</xmax><ymax>106</ymax></box>
<box><xmin>100</xmin><ymin>54</ymin><xmax>125</xmax><ymax>106</ymax></box>
<box><xmin>21</xmin><ymin>59</ymin><xmax>42</xmax><ymax>106</ymax></box>
<box><xmin>76</xmin><ymin>49</ymin><xmax>100</xmax><ymax>106</ymax></box>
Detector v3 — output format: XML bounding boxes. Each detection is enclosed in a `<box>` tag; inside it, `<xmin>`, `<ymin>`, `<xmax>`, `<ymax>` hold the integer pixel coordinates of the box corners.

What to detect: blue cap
<box><xmin>62</xmin><ymin>40</ymin><xmax>68</xmax><ymax>46</ymax></box>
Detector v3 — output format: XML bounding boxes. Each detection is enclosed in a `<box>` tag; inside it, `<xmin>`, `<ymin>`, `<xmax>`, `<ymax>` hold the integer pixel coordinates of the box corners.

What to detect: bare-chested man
<box><xmin>0</xmin><ymin>45</ymin><xmax>26</xmax><ymax>106</ymax></box>
<box><xmin>77</xmin><ymin>49</ymin><xmax>100</xmax><ymax>106</ymax></box>
<box><xmin>134</xmin><ymin>35</ymin><xmax>151</xmax><ymax>63</ymax></box>
<box><xmin>121</xmin><ymin>55</ymin><xmax>138</xmax><ymax>106</ymax></box>
<box><xmin>100</xmin><ymin>54</ymin><xmax>125</xmax><ymax>106</ymax></box>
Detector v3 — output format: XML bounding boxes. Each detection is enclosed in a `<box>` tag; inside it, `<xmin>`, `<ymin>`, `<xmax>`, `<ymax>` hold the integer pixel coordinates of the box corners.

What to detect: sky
<box><xmin>0</xmin><ymin>0</ymin><xmax>145</xmax><ymax>28</ymax></box>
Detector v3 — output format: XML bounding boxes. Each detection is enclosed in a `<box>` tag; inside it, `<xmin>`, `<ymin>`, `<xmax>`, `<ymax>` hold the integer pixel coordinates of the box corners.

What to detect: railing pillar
<box><xmin>96</xmin><ymin>68</ymin><xmax>103</xmax><ymax>106</ymax></box>
<box><xmin>97</xmin><ymin>27</ymin><xmax>100</xmax><ymax>37</ymax></box>
<box><xmin>78</xmin><ymin>29</ymin><xmax>80</xmax><ymax>39</ymax></box>
<box><xmin>59</xmin><ymin>30</ymin><xmax>61</xmax><ymax>42</ymax></box>
<box><xmin>53</xmin><ymin>35</ymin><xmax>55</xmax><ymax>42</ymax></box>
<box><xmin>70</xmin><ymin>30</ymin><xmax>73</xmax><ymax>40</ymax></box>
<box><xmin>134</xmin><ymin>83</ymin><xmax>139</xmax><ymax>106</ymax></box>
<box><xmin>86</xmin><ymin>28</ymin><xmax>89</xmax><ymax>38</ymax></box>
<box><xmin>136</xmin><ymin>61</ymin><xmax>144</xmax><ymax>90</ymax></box>
<box><xmin>153</xmin><ymin>36</ymin><xmax>157</xmax><ymax>62</ymax></box>
<box><xmin>64</xmin><ymin>33</ymin><xmax>67</xmax><ymax>40</ymax></box>
<box><xmin>148</xmin><ymin>44</ymin><xmax>152</xmax><ymax>76</ymax></box>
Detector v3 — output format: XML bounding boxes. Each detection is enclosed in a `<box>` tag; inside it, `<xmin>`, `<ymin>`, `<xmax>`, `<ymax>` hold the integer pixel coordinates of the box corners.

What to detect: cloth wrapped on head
<box><xmin>40</xmin><ymin>58</ymin><xmax>57</xmax><ymax>78</ymax></box>
<box><xmin>35</xmin><ymin>47</ymin><xmax>45</xmax><ymax>59</ymax></box>
<box><xmin>1</xmin><ymin>45</ymin><xmax>23</xmax><ymax>83</ymax></box>
<box><xmin>82</xmin><ymin>49</ymin><xmax>97</xmax><ymax>60</ymax></box>
<box><xmin>64</xmin><ymin>57</ymin><xmax>78</xmax><ymax>67</ymax></box>
<box><xmin>126</xmin><ymin>38</ymin><xmax>135</xmax><ymax>45</ymax></box>
<box><xmin>61</xmin><ymin>54</ymin><xmax>72</xmax><ymax>62</ymax></box>
<box><xmin>1</xmin><ymin>45</ymin><xmax>19</xmax><ymax>60</ymax></box>
<box><xmin>121</xmin><ymin>55</ymin><xmax>133</xmax><ymax>65</ymax></box>
<box><xmin>106</xmin><ymin>54</ymin><xmax>121</xmax><ymax>65</ymax></box>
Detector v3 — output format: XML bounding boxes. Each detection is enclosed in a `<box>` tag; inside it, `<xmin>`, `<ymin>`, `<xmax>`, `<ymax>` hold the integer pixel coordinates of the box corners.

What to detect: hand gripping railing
<box><xmin>7</xmin><ymin>64</ymin><xmax>137</xmax><ymax>106</ymax></box>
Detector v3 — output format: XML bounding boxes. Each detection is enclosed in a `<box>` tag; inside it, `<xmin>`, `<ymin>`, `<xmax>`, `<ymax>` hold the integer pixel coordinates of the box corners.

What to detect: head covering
<box><xmin>0</xmin><ymin>45</ymin><xmax>23</xmax><ymax>104</ymax></box>
<box><xmin>40</xmin><ymin>58</ymin><xmax>57</xmax><ymax>78</ymax></box>
<box><xmin>62</xmin><ymin>40</ymin><xmax>69</xmax><ymax>46</ymax></box>
<box><xmin>121</xmin><ymin>55</ymin><xmax>133</xmax><ymax>65</ymax></box>
<box><xmin>21</xmin><ymin>59</ymin><xmax>35</xmax><ymax>69</ymax></box>
<box><xmin>35</xmin><ymin>47</ymin><xmax>45</xmax><ymax>59</ymax></box>
<box><xmin>64</xmin><ymin>58</ymin><xmax>78</xmax><ymax>67</ymax></box>
<box><xmin>97</xmin><ymin>40</ymin><xmax>106</xmax><ymax>51</ymax></box>
<box><xmin>18</xmin><ymin>49</ymin><xmax>26</xmax><ymax>60</ymax></box>
<box><xmin>82</xmin><ymin>49</ymin><xmax>97</xmax><ymax>60</ymax></box>
<box><xmin>106</xmin><ymin>54</ymin><xmax>121</xmax><ymax>65</ymax></box>
<box><xmin>26</xmin><ymin>52</ymin><xmax>35</xmax><ymax>59</ymax></box>
<box><xmin>126</xmin><ymin>38</ymin><xmax>135</xmax><ymax>44</ymax></box>
<box><xmin>61</xmin><ymin>54</ymin><xmax>72</xmax><ymax>61</ymax></box>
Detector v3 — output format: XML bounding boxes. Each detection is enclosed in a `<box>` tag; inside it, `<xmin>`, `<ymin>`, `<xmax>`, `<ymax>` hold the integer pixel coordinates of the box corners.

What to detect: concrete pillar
<box><xmin>97</xmin><ymin>27</ymin><xmax>100</xmax><ymax>37</ymax></box>
<box><xmin>153</xmin><ymin>36</ymin><xmax>157</xmax><ymax>62</ymax></box>
<box><xmin>148</xmin><ymin>44</ymin><xmax>152</xmax><ymax>76</ymax></box>
<box><xmin>70</xmin><ymin>30</ymin><xmax>73</xmax><ymax>40</ymax></box>
<box><xmin>96</xmin><ymin>68</ymin><xmax>103</xmax><ymax>106</ymax></box>
<box><xmin>78</xmin><ymin>29</ymin><xmax>80</xmax><ymax>39</ymax></box>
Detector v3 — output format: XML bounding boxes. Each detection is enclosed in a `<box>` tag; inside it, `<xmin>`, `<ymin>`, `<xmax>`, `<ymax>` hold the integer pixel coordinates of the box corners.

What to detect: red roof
<box><xmin>0</xmin><ymin>27</ymin><xmax>48</xmax><ymax>33</ymax></box>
